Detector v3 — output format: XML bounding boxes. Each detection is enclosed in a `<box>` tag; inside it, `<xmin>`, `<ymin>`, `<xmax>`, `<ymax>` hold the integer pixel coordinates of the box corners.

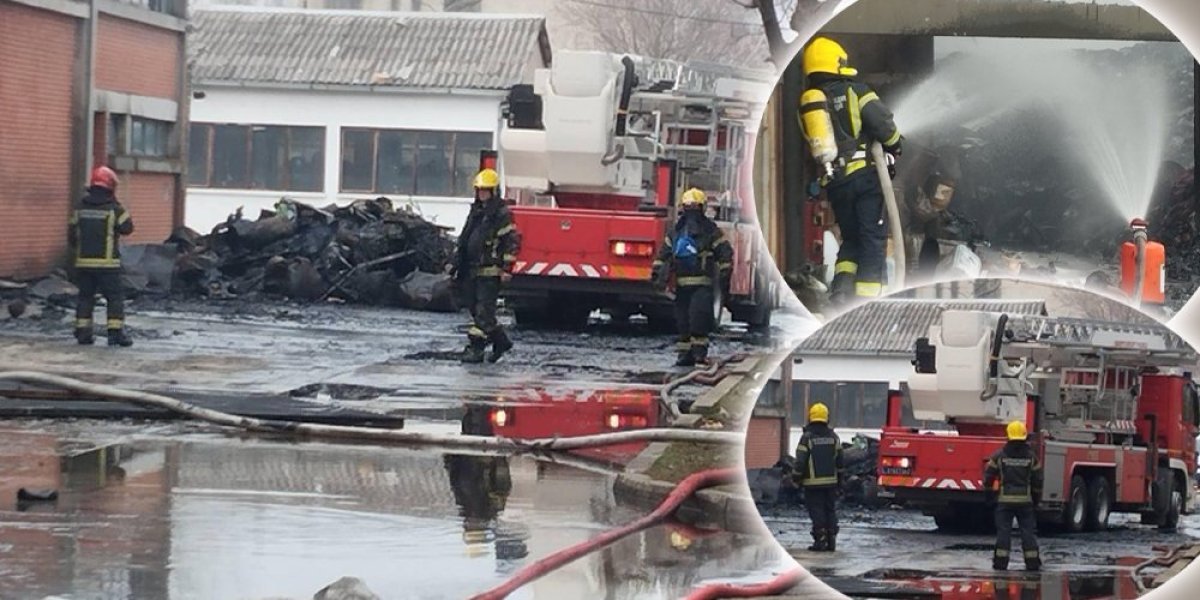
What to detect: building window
<box><xmin>130</xmin><ymin>117</ymin><xmax>171</xmax><ymax>158</ymax></box>
<box><xmin>189</xmin><ymin>123</ymin><xmax>325</xmax><ymax>192</ymax></box>
<box><xmin>114</xmin><ymin>0</ymin><xmax>184</xmax><ymax>18</ymax></box>
<box><xmin>340</xmin><ymin>128</ymin><xmax>492</xmax><ymax>197</ymax></box>
<box><xmin>106</xmin><ymin>114</ymin><xmax>125</xmax><ymax>157</ymax></box>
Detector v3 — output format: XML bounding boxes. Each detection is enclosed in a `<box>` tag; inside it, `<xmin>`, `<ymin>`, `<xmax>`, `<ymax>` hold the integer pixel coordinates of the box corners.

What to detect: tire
<box><xmin>1064</xmin><ymin>474</ymin><xmax>1088</xmax><ymax>533</ymax></box>
<box><xmin>552</xmin><ymin>305</ymin><xmax>591</xmax><ymax>332</ymax></box>
<box><xmin>1085</xmin><ymin>476</ymin><xmax>1111</xmax><ymax>532</ymax></box>
<box><xmin>514</xmin><ymin>307</ymin><xmax>548</xmax><ymax>329</ymax></box>
<box><xmin>646</xmin><ymin>310</ymin><xmax>677</xmax><ymax>335</ymax></box>
<box><xmin>1157</xmin><ymin>470</ymin><xmax>1182</xmax><ymax>532</ymax></box>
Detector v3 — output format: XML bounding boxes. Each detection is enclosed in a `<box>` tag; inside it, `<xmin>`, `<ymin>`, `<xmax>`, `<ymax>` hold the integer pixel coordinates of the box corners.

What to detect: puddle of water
<box><xmin>0</xmin><ymin>425</ymin><xmax>774</xmax><ymax>600</ymax></box>
<box><xmin>863</xmin><ymin>568</ymin><xmax>1140</xmax><ymax>600</ymax></box>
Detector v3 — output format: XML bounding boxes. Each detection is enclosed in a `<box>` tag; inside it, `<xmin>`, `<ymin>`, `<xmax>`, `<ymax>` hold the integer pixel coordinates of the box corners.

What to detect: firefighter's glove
<box><xmin>807</xmin><ymin>180</ymin><xmax>822</xmax><ymax>200</ymax></box>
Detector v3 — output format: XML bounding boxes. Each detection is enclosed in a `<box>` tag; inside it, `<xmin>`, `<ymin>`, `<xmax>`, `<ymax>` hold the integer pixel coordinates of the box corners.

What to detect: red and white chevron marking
<box><xmin>917</xmin><ymin>478</ymin><xmax>981</xmax><ymax>491</ymax></box>
<box><xmin>514</xmin><ymin>261</ymin><xmax>607</xmax><ymax>278</ymax></box>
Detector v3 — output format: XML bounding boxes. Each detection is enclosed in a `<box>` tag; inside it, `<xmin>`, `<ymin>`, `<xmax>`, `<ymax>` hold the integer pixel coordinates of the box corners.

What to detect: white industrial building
<box><xmin>185</xmin><ymin>7</ymin><xmax>550</xmax><ymax>234</ymax></box>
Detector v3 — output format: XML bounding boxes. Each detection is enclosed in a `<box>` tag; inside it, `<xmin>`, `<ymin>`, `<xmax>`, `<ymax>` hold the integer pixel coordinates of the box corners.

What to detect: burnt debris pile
<box><xmin>168</xmin><ymin>198</ymin><xmax>460</xmax><ymax>311</ymax></box>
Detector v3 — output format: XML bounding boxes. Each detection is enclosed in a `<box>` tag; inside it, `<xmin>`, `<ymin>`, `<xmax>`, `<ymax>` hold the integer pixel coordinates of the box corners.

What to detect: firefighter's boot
<box><xmin>675</xmin><ymin>350</ymin><xmax>696</xmax><ymax>367</ymax></box>
<box><xmin>75</xmin><ymin>326</ymin><xmax>95</xmax><ymax>346</ymax></box>
<box><xmin>487</xmin><ymin>330</ymin><xmax>513</xmax><ymax>363</ymax></box>
<box><xmin>691</xmin><ymin>343</ymin><xmax>710</xmax><ymax>366</ymax></box>
<box><xmin>461</xmin><ymin>340</ymin><xmax>487</xmax><ymax>364</ymax></box>
<box><xmin>807</xmin><ymin>530</ymin><xmax>828</xmax><ymax>552</ymax></box>
<box><xmin>826</xmin><ymin>528</ymin><xmax>838</xmax><ymax>552</ymax></box>
<box><xmin>993</xmin><ymin>557</ymin><xmax>1009</xmax><ymax>571</ymax></box>
<box><xmin>107</xmin><ymin>328</ymin><xmax>133</xmax><ymax>348</ymax></box>
<box><xmin>828</xmin><ymin>272</ymin><xmax>856</xmax><ymax>306</ymax></box>
<box><xmin>1024</xmin><ymin>556</ymin><xmax>1041</xmax><ymax>572</ymax></box>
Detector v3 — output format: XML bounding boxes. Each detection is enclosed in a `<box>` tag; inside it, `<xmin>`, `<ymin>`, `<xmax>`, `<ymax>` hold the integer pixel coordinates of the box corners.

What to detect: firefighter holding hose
<box><xmin>793</xmin><ymin>402</ymin><xmax>843</xmax><ymax>552</ymax></box>
<box><xmin>453</xmin><ymin>168</ymin><xmax>521</xmax><ymax>364</ymax></box>
<box><xmin>651</xmin><ymin>188</ymin><xmax>733</xmax><ymax>367</ymax></box>
<box><xmin>798</xmin><ymin>37</ymin><xmax>903</xmax><ymax>305</ymax></box>
<box><xmin>984</xmin><ymin>421</ymin><xmax>1043</xmax><ymax>572</ymax></box>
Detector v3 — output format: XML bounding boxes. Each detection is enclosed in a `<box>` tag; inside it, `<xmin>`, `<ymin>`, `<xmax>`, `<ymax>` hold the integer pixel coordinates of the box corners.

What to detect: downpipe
<box><xmin>870</xmin><ymin>141</ymin><xmax>905</xmax><ymax>291</ymax></box>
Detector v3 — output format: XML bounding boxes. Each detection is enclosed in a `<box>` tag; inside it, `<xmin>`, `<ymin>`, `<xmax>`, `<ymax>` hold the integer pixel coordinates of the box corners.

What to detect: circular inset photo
<box><xmin>755</xmin><ymin>0</ymin><xmax>1196</xmax><ymax>321</ymax></box>
<box><xmin>747</xmin><ymin>278</ymin><xmax>1200</xmax><ymax>598</ymax></box>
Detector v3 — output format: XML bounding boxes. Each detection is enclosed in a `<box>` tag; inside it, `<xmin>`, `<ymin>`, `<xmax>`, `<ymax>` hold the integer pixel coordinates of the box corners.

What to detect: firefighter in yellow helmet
<box><xmin>793</xmin><ymin>402</ymin><xmax>843</xmax><ymax>552</ymax></box>
<box><xmin>984</xmin><ymin>421</ymin><xmax>1043</xmax><ymax>571</ymax></box>
<box><xmin>651</xmin><ymin>188</ymin><xmax>733</xmax><ymax>366</ymax></box>
<box><xmin>799</xmin><ymin>37</ymin><xmax>903</xmax><ymax>304</ymax></box>
<box><xmin>453</xmin><ymin>168</ymin><xmax>521</xmax><ymax>363</ymax></box>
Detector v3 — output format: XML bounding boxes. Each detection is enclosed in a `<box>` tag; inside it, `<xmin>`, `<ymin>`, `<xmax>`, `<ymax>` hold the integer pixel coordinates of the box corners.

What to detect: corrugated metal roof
<box><xmin>798</xmin><ymin>299</ymin><xmax>1048</xmax><ymax>357</ymax></box>
<box><xmin>189</xmin><ymin>8</ymin><xmax>549</xmax><ymax>91</ymax></box>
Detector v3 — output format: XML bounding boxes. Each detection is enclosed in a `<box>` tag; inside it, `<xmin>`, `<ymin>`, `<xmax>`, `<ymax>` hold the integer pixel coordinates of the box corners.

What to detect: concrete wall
<box><xmin>186</xmin><ymin>86</ymin><xmax>502</xmax><ymax>234</ymax></box>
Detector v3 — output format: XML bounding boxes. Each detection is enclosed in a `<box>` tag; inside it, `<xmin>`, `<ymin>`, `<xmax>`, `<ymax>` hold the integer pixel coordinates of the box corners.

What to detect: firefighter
<box><xmin>453</xmin><ymin>168</ymin><xmax>520</xmax><ymax>364</ymax></box>
<box><xmin>799</xmin><ymin>37</ymin><xmax>903</xmax><ymax>304</ymax></box>
<box><xmin>69</xmin><ymin>166</ymin><xmax>134</xmax><ymax>347</ymax></box>
<box><xmin>651</xmin><ymin>188</ymin><xmax>733</xmax><ymax>367</ymax></box>
<box><xmin>984</xmin><ymin>420</ymin><xmax>1043</xmax><ymax>572</ymax></box>
<box><xmin>793</xmin><ymin>402</ymin><xmax>843</xmax><ymax>552</ymax></box>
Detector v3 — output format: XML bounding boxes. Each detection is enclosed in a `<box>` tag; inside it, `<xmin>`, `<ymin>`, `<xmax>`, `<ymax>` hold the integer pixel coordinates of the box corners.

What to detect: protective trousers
<box><xmin>994</xmin><ymin>504</ymin><xmax>1040</xmax><ymax>570</ymax></box>
<box><xmin>75</xmin><ymin>268</ymin><xmax>125</xmax><ymax>330</ymax></box>
<box><xmin>805</xmin><ymin>486</ymin><xmax>839</xmax><ymax>551</ymax></box>
<box><xmin>827</xmin><ymin>171</ymin><xmax>887</xmax><ymax>297</ymax></box>
<box><xmin>463</xmin><ymin>275</ymin><xmax>505</xmax><ymax>347</ymax></box>
<box><xmin>674</xmin><ymin>284</ymin><xmax>714</xmax><ymax>361</ymax></box>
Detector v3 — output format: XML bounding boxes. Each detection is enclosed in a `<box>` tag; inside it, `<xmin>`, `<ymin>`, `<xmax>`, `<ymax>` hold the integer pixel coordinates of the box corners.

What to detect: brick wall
<box><xmin>120</xmin><ymin>172</ymin><xmax>175</xmax><ymax>243</ymax></box>
<box><xmin>96</xmin><ymin>14</ymin><xmax>181</xmax><ymax>99</ymax></box>
<box><xmin>744</xmin><ymin>417</ymin><xmax>785</xmax><ymax>470</ymax></box>
<box><xmin>0</xmin><ymin>2</ymin><xmax>78</xmax><ymax>279</ymax></box>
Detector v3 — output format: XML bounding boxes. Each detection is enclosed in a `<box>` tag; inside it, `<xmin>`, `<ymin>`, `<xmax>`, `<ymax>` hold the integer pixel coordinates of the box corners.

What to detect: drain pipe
<box><xmin>870</xmin><ymin>141</ymin><xmax>905</xmax><ymax>291</ymax></box>
<box><xmin>0</xmin><ymin>372</ymin><xmax>741</xmax><ymax>451</ymax></box>
<box><xmin>467</xmin><ymin>468</ymin><xmax>741</xmax><ymax>600</ymax></box>
<box><xmin>681</xmin><ymin>567</ymin><xmax>807</xmax><ymax>600</ymax></box>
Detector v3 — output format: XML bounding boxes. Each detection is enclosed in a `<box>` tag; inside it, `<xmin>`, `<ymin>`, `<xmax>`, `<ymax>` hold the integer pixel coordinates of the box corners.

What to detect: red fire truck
<box><xmin>484</xmin><ymin>388</ymin><xmax>661</xmax><ymax>463</ymax></box>
<box><xmin>878</xmin><ymin>310</ymin><xmax>1199</xmax><ymax>533</ymax></box>
<box><xmin>484</xmin><ymin>50</ymin><xmax>778</xmax><ymax>331</ymax></box>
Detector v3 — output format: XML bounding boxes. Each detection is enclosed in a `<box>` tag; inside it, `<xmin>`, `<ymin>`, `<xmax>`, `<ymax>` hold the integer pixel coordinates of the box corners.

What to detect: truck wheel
<box><xmin>514</xmin><ymin>308</ymin><xmax>548</xmax><ymax>329</ymax></box>
<box><xmin>1064</xmin><ymin>474</ymin><xmax>1088</xmax><ymax>533</ymax></box>
<box><xmin>1157</xmin><ymin>470</ymin><xmax>1182</xmax><ymax>532</ymax></box>
<box><xmin>553</xmin><ymin>305</ymin><xmax>591</xmax><ymax>332</ymax></box>
<box><xmin>1085</xmin><ymin>476</ymin><xmax>1111</xmax><ymax>532</ymax></box>
<box><xmin>646</xmin><ymin>310</ymin><xmax>677</xmax><ymax>335</ymax></box>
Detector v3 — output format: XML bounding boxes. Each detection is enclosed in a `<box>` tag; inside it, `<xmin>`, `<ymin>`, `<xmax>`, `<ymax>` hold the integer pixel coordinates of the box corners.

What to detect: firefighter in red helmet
<box><xmin>68</xmin><ymin>166</ymin><xmax>135</xmax><ymax>347</ymax></box>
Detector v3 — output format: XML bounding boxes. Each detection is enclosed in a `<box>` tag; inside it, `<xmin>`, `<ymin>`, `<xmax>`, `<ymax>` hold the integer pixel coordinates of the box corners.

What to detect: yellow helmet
<box><xmin>809</xmin><ymin>402</ymin><xmax>829</xmax><ymax>424</ymax></box>
<box><xmin>679</xmin><ymin>188</ymin><xmax>706</xmax><ymax>206</ymax></box>
<box><xmin>802</xmin><ymin>37</ymin><xmax>857</xmax><ymax>77</ymax></box>
<box><xmin>474</xmin><ymin>168</ymin><xmax>500</xmax><ymax>189</ymax></box>
<box><xmin>1006</xmin><ymin>421</ymin><xmax>1028</xmax><ymax>441</ymax></box>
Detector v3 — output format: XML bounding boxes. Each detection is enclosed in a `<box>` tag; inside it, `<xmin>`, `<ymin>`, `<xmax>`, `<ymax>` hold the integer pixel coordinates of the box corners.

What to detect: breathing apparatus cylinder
<box><xmin>799</xmin><ymin>89</ymin><xmax>837</xmax><ymax>179</ymax></box>
<box><xmin>1119</xmin><ymin>218</ymin><xmax>1165</xmax><ymax>306</ymax></box>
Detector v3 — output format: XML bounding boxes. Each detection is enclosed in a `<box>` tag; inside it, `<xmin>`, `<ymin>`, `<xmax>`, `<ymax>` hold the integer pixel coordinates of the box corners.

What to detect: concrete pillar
<box><xmin>781</xmin><ymin>61</ymin><xmax>806</xmax><ymax>276</ymax></box>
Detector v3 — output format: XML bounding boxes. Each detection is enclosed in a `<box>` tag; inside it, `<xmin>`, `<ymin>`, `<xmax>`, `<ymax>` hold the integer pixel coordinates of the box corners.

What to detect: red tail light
<box><xmin>611</xmin><ymin>241</ymin><xmax>656</xmax><ymax>258</ymax></box>
<box><xmin>605</xmin><ymin>413</ymin><xmax>649</xmax><ymax>430</ymax></box>
<box><xmin>880</xmin><ymin>456</ymin><xmax>914</xmax><ymax>475</ymax></box>
<box><xmin>490</xmin><ymin>408</ymin><xmax>511</xmax><ymax>429</ymax></box>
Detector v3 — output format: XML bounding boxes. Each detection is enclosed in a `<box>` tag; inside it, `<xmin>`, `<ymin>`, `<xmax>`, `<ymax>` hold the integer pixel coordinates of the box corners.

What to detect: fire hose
<box><xmin>660</xmin><ymin>354</ymin><xmax>745</xmax><ymax>419</ymax></box>
<box><xmin>0</xmin><ymin>372</ymin><xmax>741</xmax><ymax>452</ymax></box>
<box><xmin>871</xmin><ymin>141</ymin><xmax>905</xmax><ymax>291</ymax></box>
<box><xmin>467</xmin><ymin>468</ymin><xmax>743</xmax><ymax>600</ymax></box>
<box><xmin>681</xmin><ymin>567</ymin><xmax>806</xmax><ymax>600</ymax></box>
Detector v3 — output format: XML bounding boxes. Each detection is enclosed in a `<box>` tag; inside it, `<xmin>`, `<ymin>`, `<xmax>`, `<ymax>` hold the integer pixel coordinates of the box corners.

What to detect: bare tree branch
<box><xmin>559</xmin><ymin>0</ymin><xmax>770</xmax><ymax>67</ymax></box>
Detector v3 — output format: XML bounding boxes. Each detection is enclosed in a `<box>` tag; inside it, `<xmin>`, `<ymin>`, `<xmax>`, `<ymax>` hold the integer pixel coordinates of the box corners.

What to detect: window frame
<box><xmin>189</xmin><ymin>122</ymin><xmax>326</xmax><ymax>193</ymax></box>
<box><xmin>338</xmin><ymin>127</ymin><xmax>493</xmax><ymax>197</ymax></box>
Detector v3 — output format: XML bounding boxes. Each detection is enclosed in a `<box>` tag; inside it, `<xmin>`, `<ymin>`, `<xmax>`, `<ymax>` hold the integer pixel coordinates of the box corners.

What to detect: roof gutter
<box><xmin>193</xmin><ymin>80</ymin><xmax>510</xmax><ymax>97</ymax></box>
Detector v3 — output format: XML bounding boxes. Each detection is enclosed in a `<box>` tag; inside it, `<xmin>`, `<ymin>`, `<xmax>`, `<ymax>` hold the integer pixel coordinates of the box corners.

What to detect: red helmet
<box><xmin>89</xmin><ymin>166</ymin><xmax>119</xmax><ymax>191</ymax></box>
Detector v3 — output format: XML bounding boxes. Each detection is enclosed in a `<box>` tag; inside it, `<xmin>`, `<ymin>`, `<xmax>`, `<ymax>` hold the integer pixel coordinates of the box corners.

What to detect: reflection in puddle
<box><xmin>864</xmin><ymin>568</ymin><xmax>1141</xmax><ymax>600</ymax></box>
<box><xmin>0</xmin><ymin>427</ymin><xmax>777</xmax><ymax>599</ymax></box>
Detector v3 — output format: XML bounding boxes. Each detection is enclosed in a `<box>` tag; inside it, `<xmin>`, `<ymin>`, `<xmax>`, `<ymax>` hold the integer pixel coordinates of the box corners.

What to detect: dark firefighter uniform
<box><xmin>800</xmin><ymin>37</ymin><xmax>902</xmax><ymax>302</ymax></box>
<box><xmin>455</xmin><ymin>168</ymin><xmax>520</xmax><ymax>364</ymax></box>
<box><xmin>984</xmin><ymin>421</ymin><xmax>1043</xmax><ymax>571</ymax></box>
<box><xmin>793</xmin><ymin>402</ymin><xmax>843</xmax><ymax>552</ymax></box>
<box><xmin>69</xmin><ymin>166</ymin><xmax>134</xmax><ymax>347</ymax></box>
<box><xmin>651</xmin><ymin>188</ymin><xmax>733</xmax><ymax>367</ymax></box>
